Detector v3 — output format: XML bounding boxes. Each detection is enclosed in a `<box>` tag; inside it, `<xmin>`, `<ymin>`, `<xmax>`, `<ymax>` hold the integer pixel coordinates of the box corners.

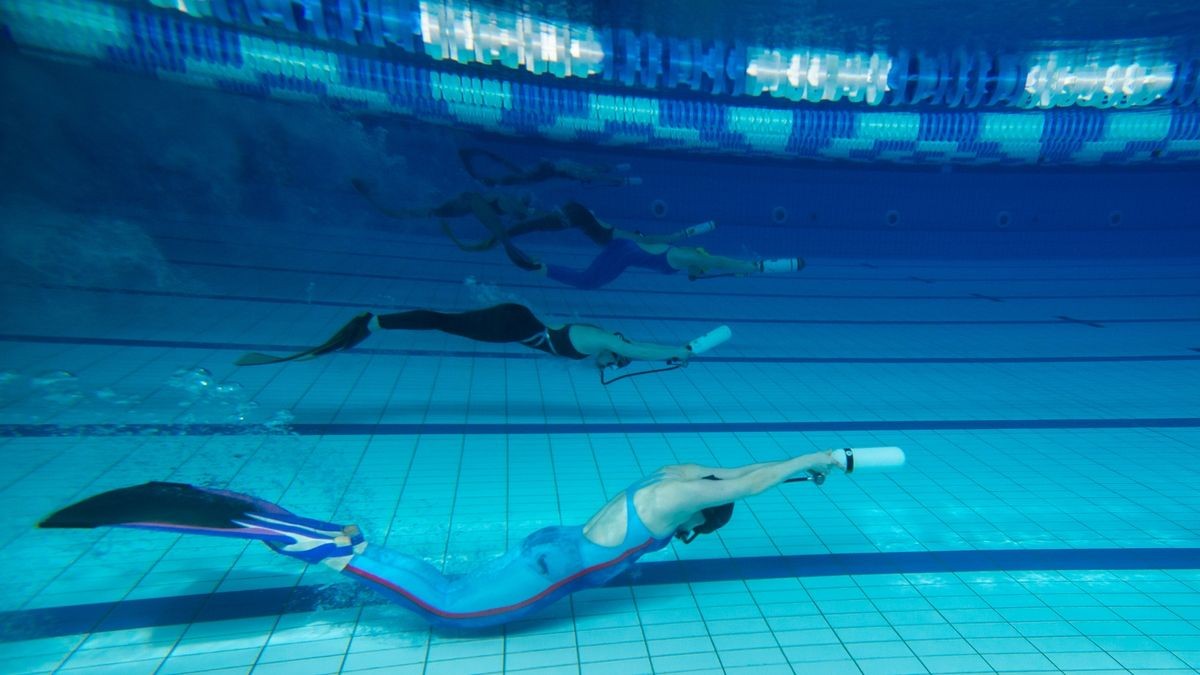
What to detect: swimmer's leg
<box><xmin>503</xmin><ymin>212</ymin><xmax>572</xmax><ymax>239</ymax></box>
<box><xmin>559</xmin><ymin>201</ymin><xmax>615</xmax><ymax>246</ymax></box>
<box><xmin>543</xmin><ymin>239</ymin><xmax>644</xmax><ymax>290</ymax></box>
<box><xmin>375</xmin><ymin>303</ymin><xmax>545</xmax><ymax>344</ymax></box>
<box><xmin>461</xmin><ymin>194</ymin><xmax>544</xmax><ymax>271</ymax></box>
<box><xmin>346</xmin><ymin>526</ymin><xmax>601</xmax><ymax>629</ymax></box>
<box><xmin>39</xmin><ymin>482</ymin><xmax>366</xmax><ymax>571</ymax></box>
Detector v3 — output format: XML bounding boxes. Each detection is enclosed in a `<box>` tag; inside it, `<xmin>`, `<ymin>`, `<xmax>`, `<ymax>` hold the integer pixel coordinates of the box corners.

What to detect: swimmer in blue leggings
<box><xmin>39</xmin><ymin>450</ymin><xmax>847</xmax><ymax>629</ymax></box>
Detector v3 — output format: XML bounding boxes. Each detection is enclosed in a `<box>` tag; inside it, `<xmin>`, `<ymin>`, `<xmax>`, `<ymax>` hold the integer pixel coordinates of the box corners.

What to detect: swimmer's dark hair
<box><xmin>675</xmin><ymin>475</ymin><xmax>735</xmax><ymax>544</ymax></box>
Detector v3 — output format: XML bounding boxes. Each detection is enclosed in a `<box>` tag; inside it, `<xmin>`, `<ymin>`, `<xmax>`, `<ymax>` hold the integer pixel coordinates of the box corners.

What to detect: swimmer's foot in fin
<box><xmin>560</xmin><ymin>201</ymin><xmax>602</xmax><ymax>231</ymax></box>
<box><xmin>501</xmin><ymin>239</ymin><xmax>543</xmax><ymax>272</ymax></box>
<box><xmin>40</xmin><ymin>482</ymin><xmax>366</xmax><ymax>570</ymax></box>
<box><xmin>235</xmin><ymin>312</ymin><xmax>374</xmax><ymax>366</ymax></box>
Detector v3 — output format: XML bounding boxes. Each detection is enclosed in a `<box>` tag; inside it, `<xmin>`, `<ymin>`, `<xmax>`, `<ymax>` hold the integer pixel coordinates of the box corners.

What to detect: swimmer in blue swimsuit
<box><xmin>449</xmin><ymin>201</ymin><xmax>804</xmax><ymax>289</ymax></box>
<box><xmin>39</xmin><ymin>450</ymin><xmax>847</xmax><ymax>629</ymax></box>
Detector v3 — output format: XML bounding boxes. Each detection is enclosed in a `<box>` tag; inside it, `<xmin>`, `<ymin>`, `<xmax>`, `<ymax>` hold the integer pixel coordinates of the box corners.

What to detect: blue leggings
<box><xmin>545</xmin><ymin>239</ymin><xmax>678</xmax><ymax>290</ymax></box>
<box><xmin>343</xmin><ymin>526</ymin><xmax>664</xmax><ymax>629</ymax></box>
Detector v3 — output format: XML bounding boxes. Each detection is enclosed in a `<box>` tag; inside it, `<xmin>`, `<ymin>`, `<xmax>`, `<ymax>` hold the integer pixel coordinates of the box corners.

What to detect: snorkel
<box><xmin>783</xmin><ymin>447</ymin><xmax>908</xmax><ymax>485</ymax></box>
<box><xmin>676</xmin><ymin>447</ymin><xmax>907</xmax><ymax>543</ymax></box>
<box><xmin>598</xmin><ymin>325</ymin><xmax>732</xmax><ymax>385</ymax></box>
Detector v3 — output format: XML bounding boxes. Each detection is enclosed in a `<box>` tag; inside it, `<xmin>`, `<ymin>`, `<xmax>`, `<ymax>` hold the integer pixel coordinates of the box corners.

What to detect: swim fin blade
<box><xmin>234</xmin><ymin>313</ymin><xmax>373</xmax><ymax>366</ymax></box>
<box><xmin>38</xmin><ymin>481</ymin><xmax>291</xmax><ymax>533</ymax></box>
<box><xmin>38</xmin><ymin>483</ymin><xmax>360</xmax><ymax>563</ymax></box>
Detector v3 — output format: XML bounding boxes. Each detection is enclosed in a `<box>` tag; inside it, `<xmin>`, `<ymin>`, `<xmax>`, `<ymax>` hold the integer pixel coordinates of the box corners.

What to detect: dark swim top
<box><xmin>520</xmin><ymin>325</ymin><xmax>589</xmax><ymax>360</ymax></box>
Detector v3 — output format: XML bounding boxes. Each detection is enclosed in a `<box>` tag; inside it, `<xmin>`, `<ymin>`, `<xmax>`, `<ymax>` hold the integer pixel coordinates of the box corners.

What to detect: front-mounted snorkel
<box><xmin>599</xmin><ymin>325</ymin><xmax>732</xmax><ymax>385</ymax></box>
<box><xmin>676</xmin><ymin>447</ymin><xmax>906</xmax><ymax>543</ymax></box>
<box><xmin>783</xmin><ymin>447</ymin><xmax>908</xmax><ymax>485</ymax></box>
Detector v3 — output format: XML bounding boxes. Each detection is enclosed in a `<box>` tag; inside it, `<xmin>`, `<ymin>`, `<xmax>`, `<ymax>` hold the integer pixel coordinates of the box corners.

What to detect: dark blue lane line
<box><xmin>3</xmin><ymin>418</ymin><xmax>1199</xmax><ymax>438</ymax></box>
<box><xmin>169</xmin><ymin>258</ymin><xmax>1200</xmax><ymax>300</ymax></box>
<box><xmin>19</xmin><ymin>279</ymin><xmax>1200</xmax><ymax>308</ymax></box>
<box><xmin>131</xmin><ymin>209</ymin><xmax>1200</xmax><ymax>277</ymax></box>
<box><xmin>5</xmin><ymin>333</ymin><xmax>1200</xmax><ymax>366</ymax></box>
<box><xmin>4</xmin><ymin>281</ymin><xmax>1039</xmax><ymax>317</ymax></box>
<box><xmin>1057</xmin><ymin>315</ymin><xmax>1106</xmax><ymax>329</ymax></box>
<box><xmin>153</xmin><ymin>232</ymin><xmax>515</xmax><ymax>270</ymax></box>
<box><xmin>150</xmin><ymin>230</ymin><xmax>1200</xmax><ymax>278</ymax></box>
<box><xmin>2</xmin><ymin>547</ymin><xmax>1196</xmax><ymax>642</ymax></box>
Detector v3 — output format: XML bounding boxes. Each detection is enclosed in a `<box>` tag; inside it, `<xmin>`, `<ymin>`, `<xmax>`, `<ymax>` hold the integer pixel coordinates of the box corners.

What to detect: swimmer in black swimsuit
<box><xmin>459</xmin><ymin>147</ymin><xmax>642</xmax><ymax>187</ymax></box>
<box><xmin>234</xmin><ymin>303</ymin><xmax>690</xmax><ymax>368</ymax></box>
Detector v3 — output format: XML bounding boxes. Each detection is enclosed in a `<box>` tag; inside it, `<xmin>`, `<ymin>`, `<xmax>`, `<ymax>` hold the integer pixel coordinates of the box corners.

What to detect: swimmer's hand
<box><xmin>667</xmin><ymin>346</ymin><xmax>692</xmax><ymax>366</ymax></box>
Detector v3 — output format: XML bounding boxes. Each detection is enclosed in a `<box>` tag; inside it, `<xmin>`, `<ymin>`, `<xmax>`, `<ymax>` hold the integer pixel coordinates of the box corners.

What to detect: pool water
<box><xmin>1</xmin><ymin>2</ymin><xmax>1200</xmax><ymax>673</ymax></box>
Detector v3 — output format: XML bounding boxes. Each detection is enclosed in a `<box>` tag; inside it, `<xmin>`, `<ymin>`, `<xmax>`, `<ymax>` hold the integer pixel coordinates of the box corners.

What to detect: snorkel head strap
<box><xmin>675</xmin><ymin>475</ymin><xmax>735</xmax><ymax>544</ymax></box>
<box><xmin>596</xmin><ymin>332</ymin><xmax>682</xmax><ymax>385</ymax></box>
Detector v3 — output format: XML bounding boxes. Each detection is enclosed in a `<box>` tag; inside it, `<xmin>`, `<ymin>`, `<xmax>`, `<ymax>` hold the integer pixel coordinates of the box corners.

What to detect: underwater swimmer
<box><xmin>40</xmin><ymin>449</ymin><xmax>867</xmax><ymax>629</ymax></box>
<box><xmin>490</xmin><ymin>205</ymin><xmax>804</xmax><ymax>290</ymax></box>
<box><xmin>441</xmin><ymin>199</ymin><xmax>718</xmax><ymax>255</ymax></box>
<box><xmin>232</xmin><ymin>303</ymin><xmax>694</xmax><ymax>370</ymax></box>
<box><xmin>350</xmin><ymin>178</ymin><xmax>551</xmax><ymax>225</ymax></box>
<box><xmin>458</xmin><ymin>147</ymin><xmax>643</xmax><ymax>187</ymax></box>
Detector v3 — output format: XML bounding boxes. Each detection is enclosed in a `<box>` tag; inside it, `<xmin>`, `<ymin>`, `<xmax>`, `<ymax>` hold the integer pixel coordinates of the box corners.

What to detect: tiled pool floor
<box><xmin>0</xmin><ymin>218</ymin><xmax>1197</xmax><ymax>673</ymax></box>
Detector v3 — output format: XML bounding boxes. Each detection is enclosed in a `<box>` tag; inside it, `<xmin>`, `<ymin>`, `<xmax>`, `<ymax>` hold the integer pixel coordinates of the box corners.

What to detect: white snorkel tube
<box><xmin>682</xmin><ymin>220</ymin><xmax>717</xmax><ymax>238</ymax></box>
<box><xmin>786</xmin><ymin>447</ymin><xmax>907</xmax><ymax>485</ymax></box>
<box><xmin>686</xmin><ymin>325</ymin><xmax>732</xmax><ymax>355</ymax></box>
<box><xmin>837</xmin><ymin>446</ymin><xmax>906</xmax><ymax>473</ymax></box>
<box><xmin>600</xmin><ymin>325</ymin><xmax>732</xmax><ymax>385</ymax></box>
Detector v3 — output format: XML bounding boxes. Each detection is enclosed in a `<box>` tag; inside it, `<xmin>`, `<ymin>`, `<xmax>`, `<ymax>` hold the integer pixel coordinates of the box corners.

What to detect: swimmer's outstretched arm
<box><xmin>568</xmin><ymin>325</ymin><xmax>690</xmax><ymax>362</ymax></box>
<box><xmin>661</xmin><ymin>452</ymin><xmax>844</xmax><ymax>514</ymax></box>
<box><xmin>666</xmin><ymin>446</ymin><xmax>847</xmax><ymax>481</ymax></box>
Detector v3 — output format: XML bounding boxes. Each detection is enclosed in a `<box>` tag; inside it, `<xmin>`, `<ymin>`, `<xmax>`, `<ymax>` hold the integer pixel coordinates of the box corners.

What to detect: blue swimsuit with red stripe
<box><xmin>343</xmin><ymin>481</ymin><xmax>673</xmax><ymax>629</ymax></box>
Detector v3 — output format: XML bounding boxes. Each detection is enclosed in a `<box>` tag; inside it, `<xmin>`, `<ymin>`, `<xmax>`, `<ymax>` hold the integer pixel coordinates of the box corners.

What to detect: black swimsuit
<box><xmin>520</xmin><ymin>325</ymin><xmax>588</xmax><ymax>359</ymax></box>
<box><xmin>376</xmin><ymin>304</ymin><xmax>589</xmax><ymax>360</ymax></box>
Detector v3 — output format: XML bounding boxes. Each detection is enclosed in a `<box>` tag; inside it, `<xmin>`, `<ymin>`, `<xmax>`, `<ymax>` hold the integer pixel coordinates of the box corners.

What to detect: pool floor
<box><xmin>0</xmin><ymin>215</ymin><xmax>1198</xmax><ymax>674</ymax></box>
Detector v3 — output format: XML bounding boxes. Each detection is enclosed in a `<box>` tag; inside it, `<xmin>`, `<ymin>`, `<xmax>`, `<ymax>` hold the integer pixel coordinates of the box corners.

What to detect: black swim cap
<box><xmin>676</xmin><ymin>475</ymin><xmax>735</xmax><ymax>544</ymax></box>
<box><xmin>676</xmin><ymin>503</ymin><xmax>734</xmax><ymax>544</ymax></box>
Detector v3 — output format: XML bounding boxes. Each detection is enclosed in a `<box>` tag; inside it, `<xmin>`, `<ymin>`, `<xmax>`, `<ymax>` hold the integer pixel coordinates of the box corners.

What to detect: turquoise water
<box><xmin>2</xmin><ymin>2</ymin><xmax>1200</xmax><ymax>673</ymax></box>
